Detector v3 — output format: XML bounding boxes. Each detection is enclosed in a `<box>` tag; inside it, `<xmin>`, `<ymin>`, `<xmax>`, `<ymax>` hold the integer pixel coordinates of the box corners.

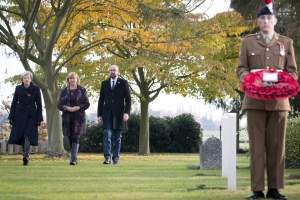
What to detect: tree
<box><xmin>0</xmin><ymin>0</ymin><xmax>253</xmax><ymax>156</ymax></box>
<box><xmin>0</xmin><ymin>0</ymin><xmax>139</xmax><ymax>155</ymax></box>
<box><xmin>1</xmin><ymin>0</ymin><xmax>95</xmax><ymax>156</ymax></box>
<box><xmin>96</xmin><ymin>11</ymin><xmax>254</xmax><ymax>154</ymax></box>
<box><xmin>0</xmin><ymin>0</ymin><xmax>215</xmax><ymax>155</ymax></box>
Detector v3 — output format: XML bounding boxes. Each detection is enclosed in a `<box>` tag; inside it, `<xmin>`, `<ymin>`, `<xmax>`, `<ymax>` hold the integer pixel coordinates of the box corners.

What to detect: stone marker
<box><xmin>221</xmin><ymin>113</ymin><xmax>237</xmax><ymax>190</ymax></box>
<box><xmin>8</xmin><ymin>144</ymin><xmax>13</xmax><ymax>154</ymax></box>
<box><xmin>200</xmin><ymin>136</ymin><xmax>222</xmax><ymax>169</ymax></box>
<box><xmin>39</xmin><ymin>140</ymin><xmax>44</xmax><ymax>153</ymax></box>
<box><xmin>14</xmin><ymin>144</ymin><xmax>21</xmax><ymax>153</ymax></box>
<box><xmin>1</xmin><ymin>140</ymin><xmax>6</xmax><ymax>153</ymax></box>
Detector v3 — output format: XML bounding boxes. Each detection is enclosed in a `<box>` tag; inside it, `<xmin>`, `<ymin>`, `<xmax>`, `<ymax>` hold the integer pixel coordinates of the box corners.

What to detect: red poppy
<box><xmin>241</xmin><ymin>69</ymin><xmax>299</xmax><ymax>100</ymax></box>
<box><xmin>27</xmin><ymin>93</ymin><xmax>31</xmax><ymax>97</ymax></box>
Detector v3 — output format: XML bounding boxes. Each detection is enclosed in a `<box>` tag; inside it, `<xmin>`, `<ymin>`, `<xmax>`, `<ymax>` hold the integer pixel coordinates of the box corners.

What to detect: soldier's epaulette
<box><xmin>243</xmin><ymin>33</ymin><xmax>258</xmax><ymax>39</ymax></box>
<box><xmin>278</xmin><ymin>34</ymin><xmax>291</xmax><ymax>41</ymax></box>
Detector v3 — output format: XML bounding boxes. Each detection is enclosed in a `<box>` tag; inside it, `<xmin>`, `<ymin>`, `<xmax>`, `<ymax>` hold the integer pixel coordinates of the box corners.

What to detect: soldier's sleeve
<box><xmin>285</xmin><ymin>39</ymin><xmax>298</xmax><ymax>80</ymax></box>
<box><xmin>236</xmin><ymin>39</ymin><xmax>249</xmax><ymax>82</ymax></box>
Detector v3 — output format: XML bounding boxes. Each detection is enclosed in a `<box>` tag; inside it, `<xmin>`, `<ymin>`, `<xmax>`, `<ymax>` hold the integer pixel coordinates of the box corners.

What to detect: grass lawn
<box><xmin>0</xmin><ymin>153</ymin><xmax>300</xmax><ymax>200</ymax></box>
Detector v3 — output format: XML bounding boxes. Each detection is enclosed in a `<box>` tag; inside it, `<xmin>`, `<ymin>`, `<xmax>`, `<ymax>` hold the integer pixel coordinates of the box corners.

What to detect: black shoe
<box><xmin>266</xmin><ymin>189</ymin><xmax>287</xmax><ymax>199</ymax></box>
<box><xmin>23</xmin><ymin>157</ymin><xmax>29</xmax><ymax>166</ymax></box>
<box><xmin>70</xmin><ymin>161</ymin><xmax>78</xmax><ymax>165</ymax></box>
<box><xmin>246</xmin><ymin>191</ymin><xmax>265</xmax><ymax>199</ymax></box>
<box><xmin>103</xmin><ymin>159</ymin><xmax>111</xmax><ymax>164</ymax></box>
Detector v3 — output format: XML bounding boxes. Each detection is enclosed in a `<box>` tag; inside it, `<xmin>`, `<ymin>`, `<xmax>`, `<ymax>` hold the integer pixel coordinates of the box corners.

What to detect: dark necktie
<box><xmin>112</xmin><ymin>80</ymin><xmax>115</xmax><ymax>90</ymax></box>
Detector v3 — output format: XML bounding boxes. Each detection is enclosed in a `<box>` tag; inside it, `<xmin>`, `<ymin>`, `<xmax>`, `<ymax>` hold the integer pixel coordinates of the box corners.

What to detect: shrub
<box><xmin>149</xmin><ymin>115</ymin><xmax>171</xmax><ymax>152</ymax></box>
<box><xmin>166</xmin><ymin>113</ymin><xmax>202</xmax><ymax>153</ymax></box>
<box><xmin>80</xmin><ymin>122</ymin><xmax>103</xmax><ymax>153</ymax></box>
<box><xmin>80</xmin><ymin>114</ymin><xmax>140</xmax><ymax>153</ymax></box>
<box><xmin>81</xmin><ymin>113</ymin><xmax>203</xmax><ymax>153</ymax></box>
<box><xmin>286</xmin><ymin>117</ymin><xmax>300</xmax><ymax>168</ymax></box>
<box><xmin>122</xmin><ymin>113</ymin><xmax>139</xmax><ymax>152</ymax></box>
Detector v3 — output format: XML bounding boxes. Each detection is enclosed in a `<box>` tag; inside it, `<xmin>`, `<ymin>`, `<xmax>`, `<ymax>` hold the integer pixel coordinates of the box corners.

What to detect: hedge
<box><xmin>80</xmin><ymin>113</ymin><xmax>203</xmax><ymax>153</ymax></box>
<box><xmin>286</xmin><ymin>117</ymin><xmax>300</xmax><ymax>168</ymax></box>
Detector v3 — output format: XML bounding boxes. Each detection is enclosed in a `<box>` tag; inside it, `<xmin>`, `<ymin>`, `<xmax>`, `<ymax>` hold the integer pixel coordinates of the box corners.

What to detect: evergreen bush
<box><xmin>81</xmin><ymin>113</ymin><xmax>203</xmax><ymax>153</ymax></box>
<box><xmin>122</xmin><ymin>113</ymin><xmax>139</xmax><ymax>152</ymax></box>
<box><xmin>166</xmin><ymin>113</ymin><xmax>202</xmax><ymax>153</ymax></box>
<box><xmin>149</xmin><ymin>115</ymin><xmax>171</xmax><ymax>152</ymax></box>
<box><xmin>285</xmin><ymin>117</ymin><xmax>300</xmax><ymax>168</ymax></box>
<box><xmin>80</xmin><ymin>122</ymin><xmax>103</xmax><ymax>153</ymax></box>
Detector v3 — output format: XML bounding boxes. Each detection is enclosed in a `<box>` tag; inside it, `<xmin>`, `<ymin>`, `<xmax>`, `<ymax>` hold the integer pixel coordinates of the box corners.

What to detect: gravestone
<box><xmin>199</xmin><ymin>136</ymin><xmax>222</xmax><ymax>169</ymax></box>
<box><xmin>1</xmin><ymin>140</ymin><xmax>6</xmax><ymax>153</ymax></box>
<box><xmin>8</xmin><ymin>144</ymin><xmax>13</xmax><ymax>154</ymax></box>
<box><xmin>39</xmin><ymin>140</ymin><xmax>44</xmax><ymax>153</ymax></box>
<box><xmin>14</xmin><ymin>144</ymin><xmax>21</xmax><ymax>153</ymax></box>
<box><xmin>1</xmin><ymin>140</ymin><xmax>5</xmax><ymax>153</ymax></box>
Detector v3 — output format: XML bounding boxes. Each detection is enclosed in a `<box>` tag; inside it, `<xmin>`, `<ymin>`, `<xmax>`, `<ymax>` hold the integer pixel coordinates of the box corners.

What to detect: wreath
<box><xmin>241</xmin><ymin>69</ymin><xmax>299</xmax><ymax>100</ymax></box>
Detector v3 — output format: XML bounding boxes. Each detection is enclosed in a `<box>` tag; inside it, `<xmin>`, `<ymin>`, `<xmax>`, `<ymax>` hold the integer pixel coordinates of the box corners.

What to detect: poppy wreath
<box><xmin>241</xmin><ymin>69</ymin><xmax>299</xmax><ymax>100</ymax></box>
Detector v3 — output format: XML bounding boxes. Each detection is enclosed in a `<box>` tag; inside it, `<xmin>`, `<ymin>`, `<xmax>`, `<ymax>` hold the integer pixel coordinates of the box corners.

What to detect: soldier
<box><xmin>236</xmin><ymin>0</ymin><xmax>297</xmax><ymax>199</ymax></box>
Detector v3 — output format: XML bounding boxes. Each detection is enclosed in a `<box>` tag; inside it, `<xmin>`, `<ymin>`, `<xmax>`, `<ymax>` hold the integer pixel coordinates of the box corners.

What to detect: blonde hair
<box><xmin>66</xmin><ymin>72</ymin><xmax>80</xmax><ymax>85</ymax></box>
<box><xmin>20</xmin><ymin>71</ymin><xmax>33</xmax><ymax>81</ymax></box>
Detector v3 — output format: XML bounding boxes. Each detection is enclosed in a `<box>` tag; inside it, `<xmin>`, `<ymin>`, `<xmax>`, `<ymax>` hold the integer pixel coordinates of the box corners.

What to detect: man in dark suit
<box><xmin>236</xmin><ymin>1</ymin><xmax>297</xmax><ymax>199</ymax></box>
<box><xmin>97</xmin><ymin>65</ymin><xmax>131</xmax><ymax>165</ymax></box>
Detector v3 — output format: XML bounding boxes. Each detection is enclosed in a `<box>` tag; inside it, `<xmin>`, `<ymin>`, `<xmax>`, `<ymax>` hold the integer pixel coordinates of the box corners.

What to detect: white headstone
<box><xmin>221</xmin><ymin>113</ymin><xmax>237</xmax><ymax>190</ymax></box>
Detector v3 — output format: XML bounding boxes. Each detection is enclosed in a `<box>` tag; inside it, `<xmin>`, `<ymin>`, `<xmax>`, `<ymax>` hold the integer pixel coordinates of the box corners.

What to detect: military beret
<box><xmin>257</xmin><ymin>5</ymin><xmax>276</xmax><ymax>17</ymax></box>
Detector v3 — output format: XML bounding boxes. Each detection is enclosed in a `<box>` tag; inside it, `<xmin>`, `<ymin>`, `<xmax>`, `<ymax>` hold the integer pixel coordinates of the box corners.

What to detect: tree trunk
<box><xmin>42</xmin><ymin>88</ymin><xmax>66</xmax><ymax>156</ymax></box>
<box><xmin>139</xmin><ymin>99</ymin><xmax>150</xmax><ymax>155</ymax></box>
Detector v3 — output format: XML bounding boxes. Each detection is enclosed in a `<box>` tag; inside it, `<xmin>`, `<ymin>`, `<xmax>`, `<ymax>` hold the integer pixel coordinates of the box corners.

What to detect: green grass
<box><xmin>0</xmin><ymin>153</ymin><xmax>300</xmax><ymax>200</ymax></box>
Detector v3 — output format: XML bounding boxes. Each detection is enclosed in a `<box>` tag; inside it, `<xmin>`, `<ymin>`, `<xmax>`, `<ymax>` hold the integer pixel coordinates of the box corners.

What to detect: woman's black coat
<box><xmin>8</xmin><ymin>83</ymin><xmax>43</xmax><ymax>146</ymax></box>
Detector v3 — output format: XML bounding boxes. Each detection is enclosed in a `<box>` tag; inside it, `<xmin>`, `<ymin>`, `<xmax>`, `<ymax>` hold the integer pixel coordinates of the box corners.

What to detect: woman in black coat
<box><xmin>57</xmin><ymin>72</ymin><xmax>90</xmax><ymax>165</ymax></box>
<box><xmin>8</xmin><ymin>71</ymin><xmax>43</xmax><ymax>166</ymax></box>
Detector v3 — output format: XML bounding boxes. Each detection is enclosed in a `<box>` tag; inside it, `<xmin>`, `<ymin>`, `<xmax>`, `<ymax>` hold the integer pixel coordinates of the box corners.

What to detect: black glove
<box><xmin>37</xmin><ymin>121</ymin><xmax>41</xmax><ymax>126</ymax></box>
<box><xmin>9</xmin><ymin>120</ymin><xmax>14</xmax><ymax>126</ymax></box>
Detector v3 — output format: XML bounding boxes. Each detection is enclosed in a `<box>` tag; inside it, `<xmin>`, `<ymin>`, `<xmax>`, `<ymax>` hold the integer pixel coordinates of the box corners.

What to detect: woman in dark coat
<box><xmin>57</xmin><ymin>72</ymin><xmax>90</xmax><ymax>165</ymax></box>
<box><xmin>8</xmin><ymin>71</ymin><xmax>43</xmax><ymax>166</ymax></box>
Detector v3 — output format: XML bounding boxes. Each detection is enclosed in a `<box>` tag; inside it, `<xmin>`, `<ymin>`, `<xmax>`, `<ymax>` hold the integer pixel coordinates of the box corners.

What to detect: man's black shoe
<box><xmin>246</xmin><ymin>191</ymin><xmax>265</xmax><ymax>199</ymax></box>
<box><xmin>266</xmin><ymin>189</ymin><xmax>287</xmax><ymax>199</ymax></box>
<box><xmin>103</xmin><ymin>159</ymin><xmax>111</xmax><ymax>164</ymax></box>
